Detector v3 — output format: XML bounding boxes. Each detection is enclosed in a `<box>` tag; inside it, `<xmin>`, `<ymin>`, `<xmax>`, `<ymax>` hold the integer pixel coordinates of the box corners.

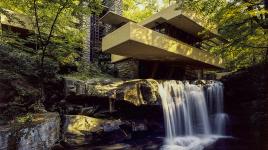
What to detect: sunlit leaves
<box><xmin>0</xmin><ymin>0</ymin><xmax>102</xmax><ymax>66</ymax></box>
<box><xmin>178</xmin><ymin>0</ymin><xmax>267</xmax><ymax>70</ymax></box>
<box><xmin>123</xmin><ymin>0</ymin><xmax>168</xmax><ymax>22</ymax></box>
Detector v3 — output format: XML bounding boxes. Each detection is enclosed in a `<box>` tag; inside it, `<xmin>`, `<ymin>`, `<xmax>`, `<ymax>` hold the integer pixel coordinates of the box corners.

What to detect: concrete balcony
<box><xmin>0</xmin><ymin>9</ymin><xmax>33</xmax><ymax>30</ymax></box>
<box><xmin>102</xmin><ymin>22</ymin><xmax>224</xmax><ymax>69</ymax></box>
<box><xmin>139</xmin><ymin>4</ymin><xmax>219</xmax><ymax>39</ymax></box>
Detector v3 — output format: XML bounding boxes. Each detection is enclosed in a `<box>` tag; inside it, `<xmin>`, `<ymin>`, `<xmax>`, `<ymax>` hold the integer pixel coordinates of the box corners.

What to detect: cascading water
<box><xmin>158</xmin><ymin>80</ymin><xmax>228</xmax><ymax>150</ymax></box>
<box><xmin>206</xmin><ymin>81</ymin><xmax>228</xmax><ymax>135</ymax></box>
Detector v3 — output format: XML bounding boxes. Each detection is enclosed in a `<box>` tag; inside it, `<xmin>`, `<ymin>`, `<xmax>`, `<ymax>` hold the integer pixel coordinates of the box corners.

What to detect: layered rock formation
<box><xmin>1</xmin><ymin>74</ymin><xmax>236</xmax><ymax>149</ymax></box>
<box><xmin>0</xmin><ymin>113</ymin><xmax>60</xmax><ymax>150</ymax></box>
<box><xmin>64</xmin><ymin>78</ymin><xmax>160</xmax><ymax>106</ymax></box>
<box><xmin>63</xmin><ymin>115</ymin><xmax>129</xmax><ymax>146</ymax></box>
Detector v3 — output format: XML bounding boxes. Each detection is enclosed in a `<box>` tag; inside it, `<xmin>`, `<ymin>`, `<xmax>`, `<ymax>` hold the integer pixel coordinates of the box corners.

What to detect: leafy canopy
<box><xmin>0</xmin><ymin>0</ymin><xmax>102</xmax><ymax>67</ymax></box>
<box><xmin>123</xmin><ymin>0</ymin><xmax>170</xmax><ymax>22</ymax></box>
<box><xmin>178</xmin><ymin>0</ymin><xmax>268</xmax><ymax>70</ymax></box>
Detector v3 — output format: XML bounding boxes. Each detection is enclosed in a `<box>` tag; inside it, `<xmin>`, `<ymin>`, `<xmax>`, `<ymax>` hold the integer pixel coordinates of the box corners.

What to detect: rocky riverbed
<box><xmin>1</xmin><ymin>63</ymin><xmax>267</xmax><ymax>150</ymax></box>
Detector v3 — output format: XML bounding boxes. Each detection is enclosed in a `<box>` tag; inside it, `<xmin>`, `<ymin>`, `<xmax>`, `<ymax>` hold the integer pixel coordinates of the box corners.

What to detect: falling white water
<box><xmin>158</xmin><ymin>80</ymin><xmax>228</xmax><ymax>150</ymax></box>
<box><xmin>206</xmin><ymin>81</ymin><xmax>228</xmax><ymax>135</ymax></box>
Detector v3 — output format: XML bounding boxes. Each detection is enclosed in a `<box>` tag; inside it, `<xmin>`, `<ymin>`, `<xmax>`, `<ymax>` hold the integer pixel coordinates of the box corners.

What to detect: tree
<box><xmin>177</xmin><ymin>0</ymin><xmax>268</xmax><ymax>70</ymax></box>
<box><xmin>214</xmin><ymin>0</ymin><xmax>267</xmax><ymax>69</ymax></box>
<box><xmin>123</xmin><ymin>0</ymin><xmax>169</xmax><ymax>22</ymax></box>
<box><xmin>0</xmin><ymin>0</ymin><xmax>102</xmax><ymax>106</ymax></box>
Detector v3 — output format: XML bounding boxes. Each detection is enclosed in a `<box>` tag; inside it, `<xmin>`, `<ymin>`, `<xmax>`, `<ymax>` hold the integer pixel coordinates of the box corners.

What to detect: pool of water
<box><xmin>69</xmin><ymin>135</ymin><xmax>253</xmax><ymax>150</ymax></box>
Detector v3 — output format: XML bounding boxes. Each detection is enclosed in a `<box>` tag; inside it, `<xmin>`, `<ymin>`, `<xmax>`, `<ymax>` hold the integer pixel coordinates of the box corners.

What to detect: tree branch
<box><xmin>44</xmin><ymin>2</ymin><xmax>68</xmax><ymax>48</ymax></box>
<box><xmin>40</xmin><ymin>0</ymin><xmax>69</xmax><ymax>71</ymax></box>
<box><xmin>242</xmin><ymin>44</ymin><xmax>268</xmax><ymax>49</ymax></box>
<box><xmin>33</xmin><ymin>0</ymin><xmax>44</xmax><ymax>47</ymax></box>
<box><xmin>38</xmin><ymin>0</ymin><xmax>69</xmax><ymax>104</ymax></box>
<box><xmin>218</xmin><ymin>18</ymin><xmax>251</xmax><ymax>32</ymax></box>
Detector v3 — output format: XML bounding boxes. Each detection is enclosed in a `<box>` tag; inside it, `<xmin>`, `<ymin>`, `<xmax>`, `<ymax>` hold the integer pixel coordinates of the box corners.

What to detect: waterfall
<box><xmin>206</xmin><ymin>81</ymin><xmax>228</xmax><ymax>135</ymax></box>
<box><xmin>158</xmin><ymin>80</ymin><xmax>228</xmax><ymax>150</ymax></box>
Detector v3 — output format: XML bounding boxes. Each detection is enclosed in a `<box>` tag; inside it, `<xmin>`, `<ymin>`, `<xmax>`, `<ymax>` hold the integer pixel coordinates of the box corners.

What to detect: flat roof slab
<box><xmin>102</xmin><ymin>22</ymin><xmax>224</xmax><ymax>70</ymax></box>
<box><xmin>99</xmin><ymin>11</ymin><xmax>135</xmax><ymax>26</ymax></box>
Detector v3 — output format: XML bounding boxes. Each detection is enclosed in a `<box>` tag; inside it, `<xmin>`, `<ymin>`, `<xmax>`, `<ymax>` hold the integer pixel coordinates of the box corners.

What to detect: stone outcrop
<box><xmin>62</xmin><ymin>115</ymin><xmax>161</xmax><ymax>147</ymax></box>
<box><xmin>63</xmin><ymin>115</ymin><xmax>130</xmax><ymax>146</ymax></box>
<box><xmin>64</xmin><ymin>78</ymin><xmax>160</xmax><ymax>106</ymax></box>
<box><xmin>0</xmin><ymin>69</ymin><xmax>40</xmax><ymax>114</ymax></box>
<box><xmin>0</xmin><ymin>113</ymin><xmax>60</xmax><ymax>150</ymax></box>
<box><xmin>222</xmin><ymin>63</ymin><xmax>268</xmax><ymax>150</ymax></box>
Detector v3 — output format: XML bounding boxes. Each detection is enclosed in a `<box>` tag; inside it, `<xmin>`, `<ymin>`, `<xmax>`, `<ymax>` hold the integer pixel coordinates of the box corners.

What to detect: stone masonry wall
<box><xmin>114</xmin><ymin>59</ymin><xmax>139</xmax><ymax>79</ymax></box>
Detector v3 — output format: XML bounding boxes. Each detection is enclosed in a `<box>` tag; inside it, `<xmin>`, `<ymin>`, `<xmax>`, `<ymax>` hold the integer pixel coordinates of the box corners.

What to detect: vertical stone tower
<box><xmin>103</xmin><ymin>0</ymin><xmax>123</xmax><ymax>15</ymax></box>
<box><xmin>85</xmin><ymin>0</ymin><xmax>122</xmax><ymax>67</ymax></box>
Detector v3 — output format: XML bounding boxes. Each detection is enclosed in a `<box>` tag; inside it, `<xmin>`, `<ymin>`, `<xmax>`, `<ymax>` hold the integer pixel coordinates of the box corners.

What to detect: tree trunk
<box><xmin>264</xmin><ymin>47</ymin><xmax>268</xmax><ymax>63</ymax></box>
<box><xmin>33</xmin><ymin>0</ymin><xmax>68</xmax><ymax>107</ymax></box>
<box><xmin>264</xmin><ymin>0</ymin><xmax>268</xmax><ymax>29</ymax></box>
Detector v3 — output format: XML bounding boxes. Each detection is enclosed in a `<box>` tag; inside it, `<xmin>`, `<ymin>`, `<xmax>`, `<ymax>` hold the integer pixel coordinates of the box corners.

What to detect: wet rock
<box><xmin>51</xmin><ymin>144</ymin><xmax>65</xmax><ymax>150</ymax></box>
<box><xmin>132</xmin><ymin>122</ymin><xmax>148</xmax><ymax>132</ymax></box>
<box><xmin>64</xmin><ymin>78</ymin><xmax>86</xmax><ymax>96</ymax></box>
<box><xmin>64</xmin><ymin>78</ymin><xmax>160</xmax><ymax>106</ymax></box>
<box><xmin>0</xmin><ymin>113</ymin><xmax>60</xmax><ymax>150</ymax></box>
<box><xmin>80</xmin><ymin>106</ymin><xmax>98</xmax><ymax>116</ymax></box>
<box><xmin>63</xmin><ymin>115</ymin><xmax>129</xmax><ymax>146</ymax></box>
<box><xmin>65</xmin><ymin>104</ymin><xmax>83</xmax><ymax>114</ymax></box>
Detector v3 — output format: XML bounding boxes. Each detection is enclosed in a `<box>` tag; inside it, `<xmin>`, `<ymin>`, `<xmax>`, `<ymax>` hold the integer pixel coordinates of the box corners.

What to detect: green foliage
<box><xmin>0</xmin><ymin>0</ymin><xmax>103</xmax><ymax>106</ymax></box>
<box><xmin>123</xmin><ymin>0</ymin><xmax>169</xmax><ymax>22</ymax></box>
<box><xmin>213</xmin><ymin>0</ymin><xmax>268</xmax><ymax>70</ymax></box>
<box><xmin>0</xmin><ymin>0</ymin><xmax>102</xmax><ymax>67</ymax></box>
<box><xmin>64</xmin><ymin>62</ymin><xmax>111</xmax><ymax>81</ymax></box>
<box><xmin>0</xmin><ymin>44</ymin><xmax>58</xmax><ymax>78</ymax></box>
<box><xmin>178</xmin><ymin>0</ymin><xmax>268</xmax><ymax>70</ymax></box>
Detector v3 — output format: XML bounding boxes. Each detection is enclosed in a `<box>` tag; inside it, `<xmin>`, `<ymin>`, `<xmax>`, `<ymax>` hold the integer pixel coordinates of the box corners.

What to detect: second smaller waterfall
<box><xmin>206</xmin><ymin>82</ymin><xmax>228</xmax><ymax>135</ymax></box>
<box><xmin>158</xmin><ymin>80</ymin><xmax>228</xmax><ymax>150</ymax></box>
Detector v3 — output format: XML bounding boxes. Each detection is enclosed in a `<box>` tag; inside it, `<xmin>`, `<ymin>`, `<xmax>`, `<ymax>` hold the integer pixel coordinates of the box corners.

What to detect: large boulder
<box><xmin>64</xmin><ymin>78</ymin><xmax>160</xmax><ymax>106</ymax></box>
<box><xmin>0</xmin><ymin>113</ymin><xmax>60</xmax><ymax>150</ymax></box>
<box><xmin>221</xmin><ymin>64</ymin><xmax>268</xmax><ymax>149</ymax></box>
<box><xmin>63</xmin><ymin>115</ymin><xmax>130</xmax><ymax>146</ymax></box>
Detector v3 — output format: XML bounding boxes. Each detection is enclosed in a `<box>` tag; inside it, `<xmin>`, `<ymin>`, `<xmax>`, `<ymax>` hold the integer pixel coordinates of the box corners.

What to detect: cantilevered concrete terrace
<box><xmin>139</xmin><ymin>4</ymin><xmax>218</xmax><ymax>39</ymax></box>
<box><xmin>0</xmin><ymin>9</ymin><xmax>33</xmax><ymax>30</ymax></box>
<box><xmin>102</xmin><ymin>22</ymin><xmax>224</xmax><ymax>69</ymax></box>
<box><xmin>101</xmin><ymin>4</ymin><xmax>225</xmax><ymax>69</ymax></box>
<box><xmin>0</xmin><ymin>9</ymin><xmax>80</xmax><ymax>34</ymax></box>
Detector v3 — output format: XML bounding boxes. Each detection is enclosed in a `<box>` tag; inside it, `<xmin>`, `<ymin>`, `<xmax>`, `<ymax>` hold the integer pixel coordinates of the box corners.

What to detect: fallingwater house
<box><xmin>2</xmin><ymin>1</ymin><xmax>268</xmax><ymax>149</ymax></box>
<box><xmin>92</xmin><ymin>2</ymin><xmax>226</xmax><ymax>80</ymax></box>
<box><xmin>0</xmin><ymin>0</ymin><xmax>225</xmax><ymax>80</ymax></box>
